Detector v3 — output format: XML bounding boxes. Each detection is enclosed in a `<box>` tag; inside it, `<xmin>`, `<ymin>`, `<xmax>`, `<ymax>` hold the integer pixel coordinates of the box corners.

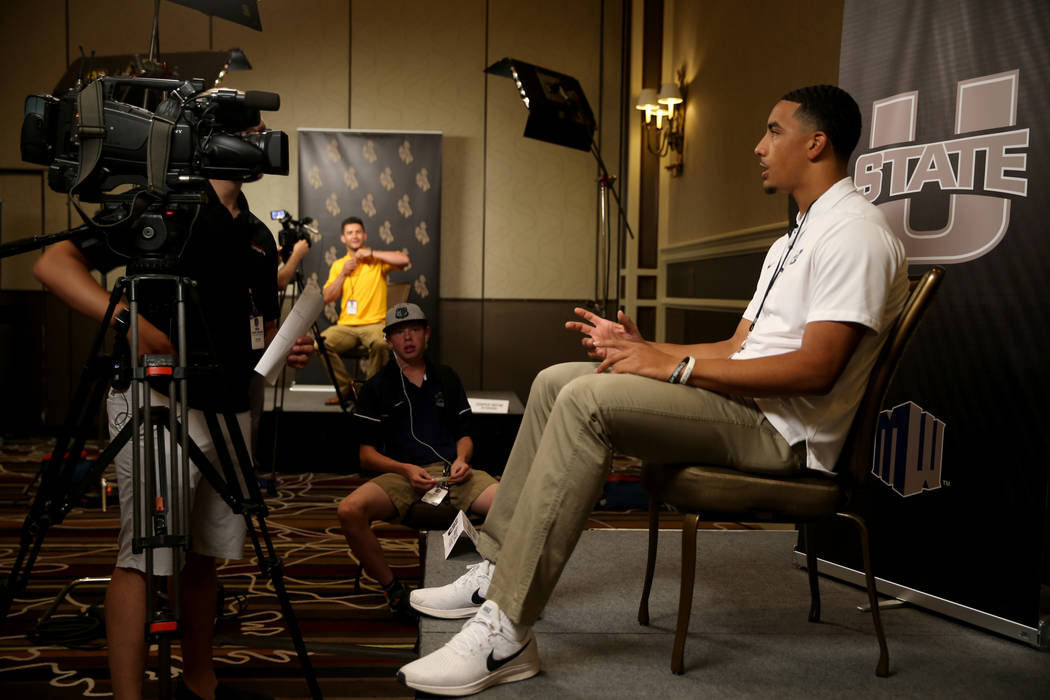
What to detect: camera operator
<box><xmin>33</xmin><ymin>170</ymin><xmax>313</xmax><ymax>700</ymax></box>
<box><xmin>276</xmin><ymin>237</ymin><xmax>309</xmax><ymax>289</ymax></box>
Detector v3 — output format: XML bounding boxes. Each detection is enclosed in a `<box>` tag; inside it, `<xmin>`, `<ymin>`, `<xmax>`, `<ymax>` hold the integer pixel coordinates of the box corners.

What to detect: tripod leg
<box><xmin>192</xmin><ymin>410</ymin><xmax>324</xmax><ymax>700</ymax></box>
<box><xmin>266</xmin><ymin>323</ymin><xmax>350</xmax><ymax>492</ymax></box>
<box><xmin>296</xmin><ymin>274</ymin><xmax>352</xmax><ymax>413</ymax></box>
<box><xmin>0</xmin><ymin>287</ymin><xmax>128</xmax><ymax>624</ymax></box>
<box><xmin>314</xmin><ymin>323</ymin><xmax>352</xmax><ymax>410</ymax></box>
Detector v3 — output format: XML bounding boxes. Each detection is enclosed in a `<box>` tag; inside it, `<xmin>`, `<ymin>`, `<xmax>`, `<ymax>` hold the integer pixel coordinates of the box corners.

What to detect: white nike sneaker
<box><xmin>410</xmin><ymin>559</ymin><xmax>494</xmax><ymax>619</ymax></box>
<box><xmin>398</xmin><ymin>600</ymin><xmax>540</xmax><ymax>696</ymax></box>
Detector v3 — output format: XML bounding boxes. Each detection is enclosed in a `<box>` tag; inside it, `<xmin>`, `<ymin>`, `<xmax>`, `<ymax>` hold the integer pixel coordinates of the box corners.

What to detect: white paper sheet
<box><xmin>254</xmin><ymin>278</ymin><xmax>324</xmax><ymax>385</ymax></box>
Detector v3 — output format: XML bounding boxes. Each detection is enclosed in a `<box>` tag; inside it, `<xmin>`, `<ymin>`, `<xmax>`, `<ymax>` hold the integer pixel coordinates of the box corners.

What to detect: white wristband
<box><xmin>678</xmin><ymin>356</ymin><xmax>696</xmax><ymax>384</ymax></box>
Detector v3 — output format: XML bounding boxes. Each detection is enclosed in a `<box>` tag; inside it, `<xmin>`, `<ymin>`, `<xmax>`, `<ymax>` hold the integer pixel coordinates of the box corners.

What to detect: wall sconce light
<box><xmin>636</xmin><ymin>71</ymin><xmax>685</xmax><ymax>176</ymax></box>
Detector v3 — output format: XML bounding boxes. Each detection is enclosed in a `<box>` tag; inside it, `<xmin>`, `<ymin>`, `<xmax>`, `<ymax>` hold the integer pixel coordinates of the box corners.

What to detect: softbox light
<box><xmin>485</xmin><ymin>57</ymin><xmax>596</xmax><ymax>152</ymax></box>
<box><xmin>168</xmin><ymin>0</ymin><xmax>263</xmax><ymax>31</ymax></box>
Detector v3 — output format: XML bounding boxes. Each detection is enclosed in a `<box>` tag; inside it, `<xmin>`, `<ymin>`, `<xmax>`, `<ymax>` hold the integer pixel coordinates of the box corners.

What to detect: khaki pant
<box><xmin>478</xmin><ymin>362</ymin><xmax>806</xmax><ymax>626</ymax></box>
<box><xmin>316</xmin><ymin>322</ymin><xmax>389</xmax><ymax>394</ymax></box>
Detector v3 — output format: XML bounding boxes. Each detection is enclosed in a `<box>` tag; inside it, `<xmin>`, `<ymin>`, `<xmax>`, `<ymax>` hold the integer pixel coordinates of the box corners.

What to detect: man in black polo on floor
<box><xmin>337</xmin><ymin>303</ymin><xmax>498</xmax><ymax>616</ymax></box>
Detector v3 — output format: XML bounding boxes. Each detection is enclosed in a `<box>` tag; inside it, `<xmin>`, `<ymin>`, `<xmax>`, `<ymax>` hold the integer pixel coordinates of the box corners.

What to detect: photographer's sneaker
<box><xmin>410</xmin><ymin>559</ymin><xmax>493</xmax><ymax>618</ymax></box>
<box><xmin>397</xmin><ymin>600</ymin><xmax>539</xmax><ymax>696</ymax></box>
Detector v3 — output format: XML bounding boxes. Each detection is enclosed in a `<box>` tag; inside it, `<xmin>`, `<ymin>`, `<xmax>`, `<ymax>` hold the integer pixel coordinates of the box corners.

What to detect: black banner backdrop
<box><xmin>812</xmin><ymin>0</ymin><xmax>1049</xmax><ymax>639</ymax></box>
<box><xmin>294</xmin><ymin>130</ymin><xmax>442</xmax><ymax>386</ymax></box>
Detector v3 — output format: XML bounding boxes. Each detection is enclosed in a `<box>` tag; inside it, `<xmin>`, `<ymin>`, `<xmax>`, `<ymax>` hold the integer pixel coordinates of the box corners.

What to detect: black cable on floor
<box><xmin>28</xmin><ymin>606</ymin><xmax>106</xmax><ymax>648</ymax></box>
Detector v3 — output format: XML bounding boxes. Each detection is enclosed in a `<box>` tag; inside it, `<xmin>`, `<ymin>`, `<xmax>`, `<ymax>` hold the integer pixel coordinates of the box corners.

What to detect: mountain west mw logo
<box><xmin>873</xmin><ymin>402</ymin><xmax>945</xmax><ymax>497</ymax></box>
<box><xmin>854</xmin><ymin>70</ymin><xmax>1029</xmax><ymax>263</ymax></box>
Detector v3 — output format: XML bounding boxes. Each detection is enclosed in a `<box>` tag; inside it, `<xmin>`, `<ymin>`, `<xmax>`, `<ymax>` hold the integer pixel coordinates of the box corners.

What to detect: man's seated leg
<box><xmin>402</xmin><ymin>369</ymin><xmax>795</xmax><ymax>695</ymax></box>
<box><xmin>409</xmin><ymin>363</ymin><xmax>593</xmax><ymax>620</ymax></box>
<box><xmin>398</xmin><ymin>599</ymin><xmax>538</xmax><ymax>696</ymax></box>
<box><xmin>316</xmin><ymin>324</ymin><xmax>357</xmax><ymax>404</ymax></box>
<box><xmin>467</xmin><ymin>483</ymin><xmax>498</xmax><ymax>517</ymax></box>
<box><xmin>337</xmin><ymin>481</ymin><xmax>399</xmax><ymax>585</ymax></box>
<box><xmin>357</xmin><ymin>322</ymin><xmax>389</xmax><ymax>379</ymax></box>
<box><xmin>337</xmin><ymin>479</ymin><xmax>414</xmax><ymax>615</ymax></box>
<box><xmin>405</xmin><ymin>475</ymin><xmax>533</xmax><ymax>691</ymax></box>
<box><xmin>409</xmin><ymin>473</ymin><xmax>499</xmax><ymax>619</ymax></box>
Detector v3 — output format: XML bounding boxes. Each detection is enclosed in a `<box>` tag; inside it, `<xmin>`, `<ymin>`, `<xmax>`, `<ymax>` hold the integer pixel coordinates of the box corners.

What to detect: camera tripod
<box><xmin>262</xmin><ymin>267</ymin><xmax>354</xmax><ymax>494</ymax></box>
<box><xmin>0</xmin><ymin>272</ymin><xmax>323</xmax><ymax>700</ymax></box>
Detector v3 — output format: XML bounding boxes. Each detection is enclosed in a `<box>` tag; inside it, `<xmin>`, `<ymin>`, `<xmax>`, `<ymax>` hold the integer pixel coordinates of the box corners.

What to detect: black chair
<box><xmin>637</xmin><ymin>266</ymin><xmax>944</xmax><ymax>676</ymax></box>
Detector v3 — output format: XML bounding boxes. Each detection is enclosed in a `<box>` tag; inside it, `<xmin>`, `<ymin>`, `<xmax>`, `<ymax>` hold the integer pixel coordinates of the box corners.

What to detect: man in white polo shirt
<box><xmin>398</xmin><ymin>84</ymin><xmax>908</xmax><ymax>696</ymax></box>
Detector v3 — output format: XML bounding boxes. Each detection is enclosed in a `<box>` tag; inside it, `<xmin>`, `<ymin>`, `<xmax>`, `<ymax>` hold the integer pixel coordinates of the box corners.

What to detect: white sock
<box><xmin>478</xmin><ymin>559</ymin><xmax>495</xmax><ymax>598</ymax></box>
<box><xmin>487</xmin><ymin>600</ymin><xmax>529</xmax><ymax>642</ymax></box>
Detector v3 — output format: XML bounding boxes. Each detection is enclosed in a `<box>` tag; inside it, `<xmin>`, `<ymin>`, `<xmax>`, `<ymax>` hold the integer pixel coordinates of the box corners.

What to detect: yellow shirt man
<box><xmin>326</xmin><ymin>253</ymin><xmax>395</xmax><ymax>326</ymax></box>
<box><xmin>316</xmin><ymin>217</ymin><xmax>410</xmax><ymax>405</ymax></box>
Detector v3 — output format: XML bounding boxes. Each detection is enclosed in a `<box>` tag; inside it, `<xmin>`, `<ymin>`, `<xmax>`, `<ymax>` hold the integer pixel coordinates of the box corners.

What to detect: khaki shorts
<box><xmin>108</xmin><ymin>388</ymin><xmax>249</xmax><ymax>575</ymax></box>
<box><xmin>371</xmin><ymin>463</ymin><xmax>497</xmax><ymax>524</ymax></box>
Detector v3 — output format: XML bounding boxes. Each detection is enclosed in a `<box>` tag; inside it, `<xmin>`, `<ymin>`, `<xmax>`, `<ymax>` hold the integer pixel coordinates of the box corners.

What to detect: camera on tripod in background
<box><xmin>270</xmin><ymin>209</ymin><xmax>317</xmax><ymax>263</ymax></box>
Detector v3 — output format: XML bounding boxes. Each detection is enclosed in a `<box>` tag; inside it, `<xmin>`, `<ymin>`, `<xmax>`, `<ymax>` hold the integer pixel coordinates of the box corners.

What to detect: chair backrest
<box><xmin>388</xmin><ymin>282</ymin><xmax>411</xmax><ymax>306</ymax></box>
<box><xmin>835</xmin><ymin>266</ymin><xmax>945</xmax><ymax>489</ymax></box>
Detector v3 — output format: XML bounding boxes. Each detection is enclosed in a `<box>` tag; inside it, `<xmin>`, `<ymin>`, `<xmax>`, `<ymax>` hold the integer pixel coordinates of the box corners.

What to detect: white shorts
<box><xmin>108</xmin><ymin>387</ymin><xmax>250</xmax><ymax>575</ymax></box>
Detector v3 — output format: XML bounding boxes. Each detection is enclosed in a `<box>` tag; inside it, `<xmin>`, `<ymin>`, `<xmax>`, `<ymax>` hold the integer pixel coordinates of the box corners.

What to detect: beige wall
<box><xmin>0</xmin><ymin>0</ymin><xmax>619</xmax><ymax>304</ymax></box>
<box><xmin>213</xmin><ymin>0</ymin><xmax>351</xmax><ymax>251</ymax></box>
<box><xmin>0</xmin><ymin>0</ymin><xmax>71</xmax><ymax>290</ymax></box>
<box><xmin>348</xmin><ymin>0</ymin><xmax>487</xmax><ymax>299</ymax></box>
<box><xmin>349</xmin><ymin>0</ymin><xmax>613</xmax><ymax>300</ymax></box>
<box><xmin>663</xmin><ymin>0</ymin><xmax>844</xmax><ymax>246</ymax></box>
<box><xmin>0</xmin><ymin>0</ymin><xmax>350</xmax><ymax>290</ymax></box>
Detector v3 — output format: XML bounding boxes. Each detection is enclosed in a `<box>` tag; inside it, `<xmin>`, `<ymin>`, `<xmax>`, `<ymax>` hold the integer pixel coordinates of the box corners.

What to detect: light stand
<box><xmin>264</xmin><ymin>264</ymin><xmax>353</xmax><ymax>496</ymax></box>
<box><xmin>485</xmin><ymin>57</ymin><xmax>634</xmax><ymax>318</ymax></box>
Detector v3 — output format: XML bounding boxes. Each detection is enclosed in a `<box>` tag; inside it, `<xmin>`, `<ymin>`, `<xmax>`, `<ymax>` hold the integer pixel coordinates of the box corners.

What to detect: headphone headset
<box><xmin>397</xmin><ymin>360</ymin><xmax>452</xmax><ymax>474</ymax></box>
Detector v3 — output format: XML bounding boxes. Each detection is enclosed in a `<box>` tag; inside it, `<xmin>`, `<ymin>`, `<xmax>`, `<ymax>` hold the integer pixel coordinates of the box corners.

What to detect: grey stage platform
<box><xmin>419</xmin><ymin>529</ymin><xmax>1050</xmax><ymax>699</ymax></box>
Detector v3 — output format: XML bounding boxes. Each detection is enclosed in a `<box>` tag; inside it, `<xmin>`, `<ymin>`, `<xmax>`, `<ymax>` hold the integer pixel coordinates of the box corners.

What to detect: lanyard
<box><xmin>749</xmin><ymin>208</ymin><xmax>810</xmax><ymax>332</ymax></box>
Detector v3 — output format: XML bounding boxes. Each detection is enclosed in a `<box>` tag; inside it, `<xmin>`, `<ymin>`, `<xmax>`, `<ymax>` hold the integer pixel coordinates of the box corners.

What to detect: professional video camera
<box><xmin>270</xmin><ymin>209</ymin><xmax>318</xmax><ymax>263</ymax></box>
<box><xmin>15</xmin><ymin>75</ymin><xmax>288</xmax><ymax>266</ymax></box>
<box><xmin>20</xmin><ymin>76</ymin><xmax>288</xmax><ymax>202</ymax></box>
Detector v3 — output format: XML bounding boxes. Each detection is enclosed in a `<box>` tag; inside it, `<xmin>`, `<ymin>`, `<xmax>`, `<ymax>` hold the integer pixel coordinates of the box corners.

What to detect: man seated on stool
<box><xmin>337</xmin><ymin>302</ymin><xmax>499</xmax><ymax>616</ymax></box>
<box><xmin>319</xmin><ymin>216</ymin><xmax>410</xmax><ymax>405</ymax></box>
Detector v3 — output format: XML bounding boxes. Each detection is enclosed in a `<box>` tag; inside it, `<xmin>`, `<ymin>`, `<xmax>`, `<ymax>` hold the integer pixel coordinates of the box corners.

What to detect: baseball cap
<box><xmin>384</xmin><ymin>302</ymin><xmax>428</xmax><ymax>333</ymax></box>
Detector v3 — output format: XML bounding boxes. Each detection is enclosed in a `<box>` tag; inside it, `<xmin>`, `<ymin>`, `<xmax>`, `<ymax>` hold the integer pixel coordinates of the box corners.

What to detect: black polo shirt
<box><xmin>75</xmin><ymin>182</ymin><xmax>278</xmax><ymax>412</ymax></box>
<box><xmin>353</xmin><ymin>358</ymin><xmax>472</xmax><ymax>466</ymax></box>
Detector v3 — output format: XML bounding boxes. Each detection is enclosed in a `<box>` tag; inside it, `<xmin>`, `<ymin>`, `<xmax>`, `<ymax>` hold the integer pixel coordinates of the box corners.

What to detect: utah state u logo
<box><xmin>854</xmin><ymin>70</ymin><xmax>1029</xmax><ymax>264</ymax></box>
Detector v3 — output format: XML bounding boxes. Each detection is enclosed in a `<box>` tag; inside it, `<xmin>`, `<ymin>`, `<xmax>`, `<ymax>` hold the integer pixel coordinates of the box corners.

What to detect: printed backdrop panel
<box><xmin>819</xmin><ymin>0</ymin><xmax>1049</xmax><ymax>632</ymax></box>
<box><xmin>295</xmin><ymin>130</ymin><xmax>442</xmax><ymax>386</ymax></box>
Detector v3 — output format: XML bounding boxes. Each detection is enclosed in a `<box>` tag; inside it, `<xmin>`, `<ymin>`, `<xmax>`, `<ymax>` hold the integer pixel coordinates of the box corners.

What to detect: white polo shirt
<box><xmin>733</xmin><ymin>177</ymin><xmax>908</xmax><ymax>473</ymax></box>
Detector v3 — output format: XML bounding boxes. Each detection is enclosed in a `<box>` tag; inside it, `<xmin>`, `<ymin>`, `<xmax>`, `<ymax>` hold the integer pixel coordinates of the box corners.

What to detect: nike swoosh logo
<box><xmin>486</xmin><ymin>638</ymin><xmax>531</xmax><ymax>672</ymax></box>
<box><xmin>471</xmin><ymin>589</ymin><xmax>486</xmax><ymax>605</ymax></box>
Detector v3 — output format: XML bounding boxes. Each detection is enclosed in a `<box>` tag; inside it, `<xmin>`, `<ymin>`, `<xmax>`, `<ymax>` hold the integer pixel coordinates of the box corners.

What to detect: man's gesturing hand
<box><xmin>565</xmin><ymin>307</ymin><xmax>644</xmax><ymax>359</ymax></box>
<box><xmin>595</xmin><ymin>338</ymin><xmax>679</xmax><ymax>381</ymax></box>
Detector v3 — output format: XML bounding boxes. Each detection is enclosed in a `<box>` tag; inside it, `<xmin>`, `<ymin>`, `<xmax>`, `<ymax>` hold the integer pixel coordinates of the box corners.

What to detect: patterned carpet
<box><xmin>0</xmin><ymin>437</ymin><xmax>753</xmax><ymax>698</ymax></box>
<box><xmin>0</xmin><ymin>438</ymin><xmax>420</xmax><ymax>699</ymax></box>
